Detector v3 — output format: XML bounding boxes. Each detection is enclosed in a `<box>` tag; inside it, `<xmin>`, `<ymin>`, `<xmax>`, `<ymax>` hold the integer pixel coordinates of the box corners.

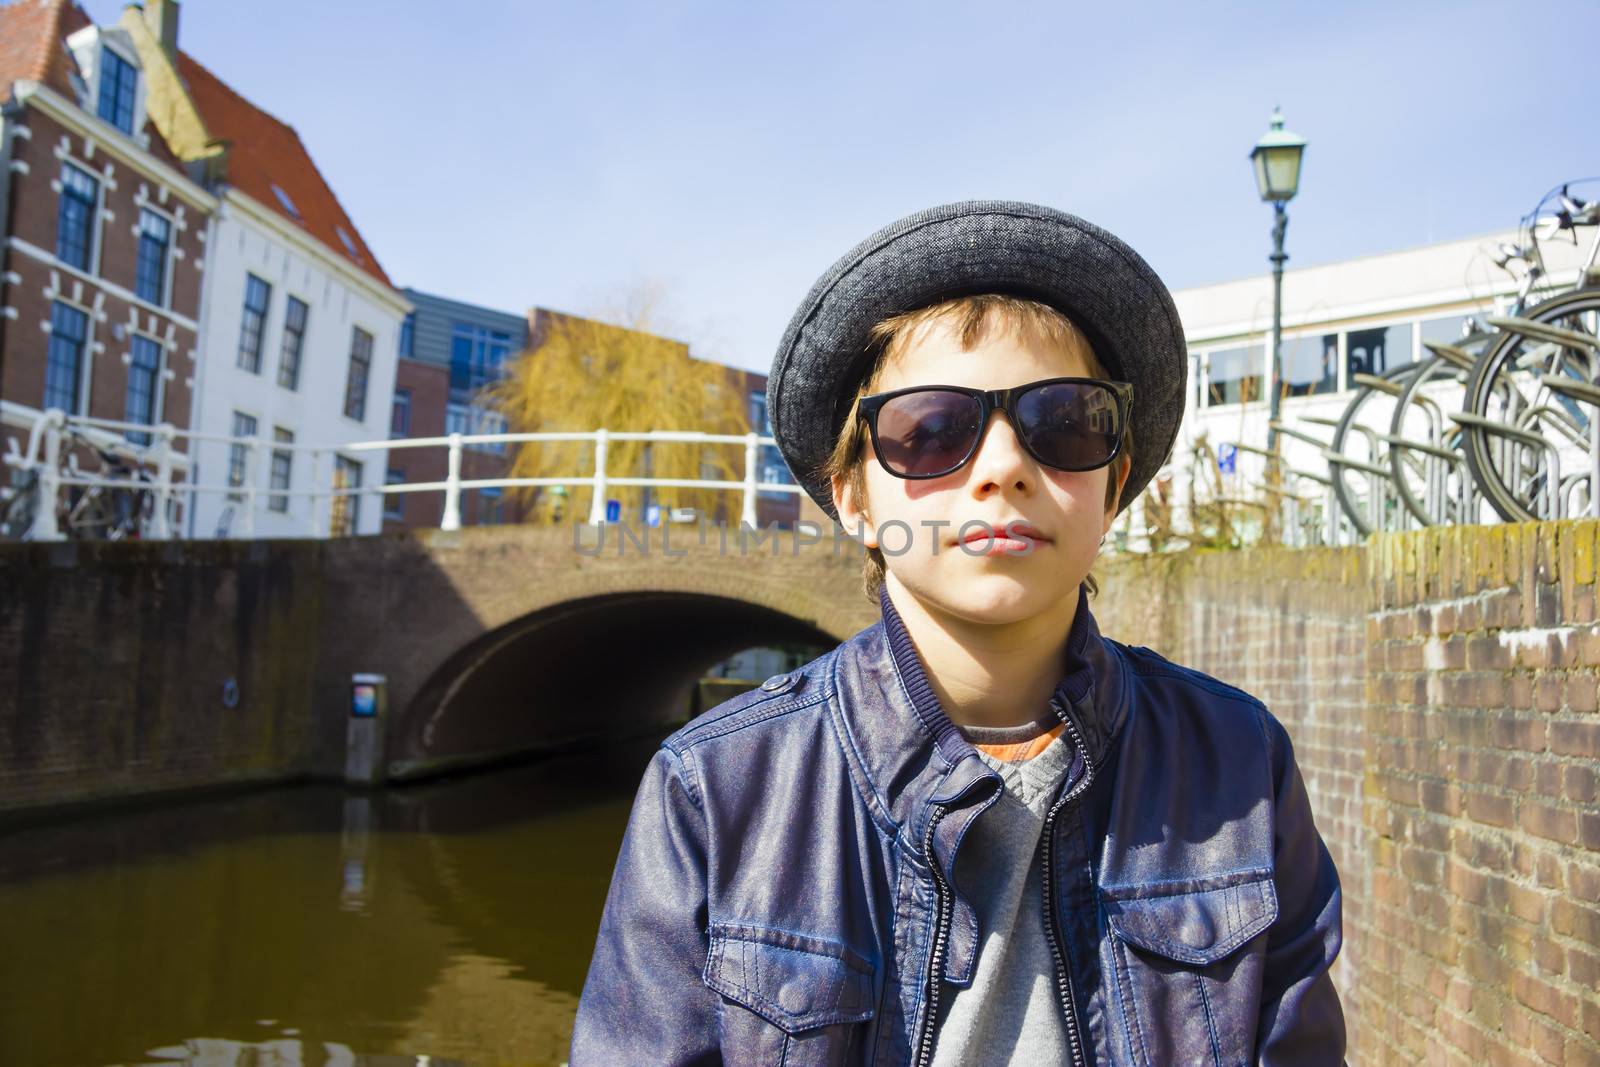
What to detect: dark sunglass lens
<box><xmin>1016</xmin><ymin>382</ymin><xmax>1122</xmax><ymax>469</ymax></box>
<box><xmin>875</xmin><ymin>390</ymin><xmax>982</xmax><ymax>476</ymax></box>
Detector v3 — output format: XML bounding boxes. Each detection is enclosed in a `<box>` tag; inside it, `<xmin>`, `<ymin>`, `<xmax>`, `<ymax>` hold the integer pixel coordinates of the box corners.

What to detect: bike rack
<box><xmin>1537</xmin><ymin>374</ymin><xmax>1600</xmax><ymax>519</ymax></box>
<box><xmin>1486</xmin><ymin>315</ymin><xmax>1600</xmax><ymax>354</ymax></box>
<box><xmin>1449</xmin><ymin>410</ymin><xmax>1563</xmax><ymax>519</ymax></box>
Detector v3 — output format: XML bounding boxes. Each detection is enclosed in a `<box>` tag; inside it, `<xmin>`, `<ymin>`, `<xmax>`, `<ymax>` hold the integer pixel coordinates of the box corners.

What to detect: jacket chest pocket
<box><xmin>702</xmin><ymin>921</ymin><xmax>878</xmax><ymax>1067</ymax></box>
<box><xmin>1101</xmin><ymin>870</ymin><xmax>1278</xmax><ymax>1067</ymax></box>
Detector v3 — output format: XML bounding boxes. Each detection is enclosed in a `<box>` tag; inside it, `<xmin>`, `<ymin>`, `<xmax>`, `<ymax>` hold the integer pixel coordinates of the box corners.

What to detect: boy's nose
<box><xmin>967</xmin><ymin>409</ymin><xmax>1035</xmax><ymax>496</ymax></box>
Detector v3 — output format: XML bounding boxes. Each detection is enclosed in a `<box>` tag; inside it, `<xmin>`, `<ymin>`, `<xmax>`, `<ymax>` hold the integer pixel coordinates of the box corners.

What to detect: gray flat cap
<box><xmin>769</xmin><ymin>200</ymin><xmax>1187</xmax><ymax>524</ymax></box>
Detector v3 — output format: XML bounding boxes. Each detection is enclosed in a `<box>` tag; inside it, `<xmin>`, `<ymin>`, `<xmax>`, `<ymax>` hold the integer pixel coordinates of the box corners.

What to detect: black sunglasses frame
<box><xmin>856</xmin><ymin>376</ymin><xmax>1135</xmax><ymax>480</ymax></box>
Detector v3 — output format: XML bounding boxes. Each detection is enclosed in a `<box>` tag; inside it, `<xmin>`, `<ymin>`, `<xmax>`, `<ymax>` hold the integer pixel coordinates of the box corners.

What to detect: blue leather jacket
<box><xmin>571</xmin><ymin>582</ymin><xmax>1346</xmax><ymax>1065</ymax></box>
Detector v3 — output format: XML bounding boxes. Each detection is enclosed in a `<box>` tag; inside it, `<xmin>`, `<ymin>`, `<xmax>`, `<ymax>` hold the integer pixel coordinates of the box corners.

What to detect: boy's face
<box><xmin>833</xmin><ymin>316</ymin><xmax>1131</xmax><ymax>627</ymax></box>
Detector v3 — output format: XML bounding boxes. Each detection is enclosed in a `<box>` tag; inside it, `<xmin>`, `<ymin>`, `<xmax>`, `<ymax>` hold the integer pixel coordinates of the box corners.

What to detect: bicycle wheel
<box><xmin>66</xmin><ymin>486</ymin><xmax>117</xmax><ymax>540</ymax></box>
<box><xmin>1330</xmin><ymin>361</ymin><xmax>1423</xmax><ymax>538</ymax></box>
<box><xmin>1386</xmin><ymin>332</ymin><xmax>1495</xmax><ymax>527</ymax></box>
<box><xmin>1460</xmin><ymin>287</ymin><xmax>1600</xmax><ymax>521</ymax></box>
<box><xmin>1</xmin><ymin>470</ymin><xmax>41</xmax><ymax>539</ymax></box>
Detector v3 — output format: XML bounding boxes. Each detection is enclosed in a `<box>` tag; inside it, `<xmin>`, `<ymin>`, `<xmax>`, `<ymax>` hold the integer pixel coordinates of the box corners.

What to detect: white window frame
<box><xmin>57</xmin><ymin>159</ymin><xmax>104</xmax><ymax>276</ymax></box>
<box><xmin>123</xmin><ymin>330</ymin><xmax>168</xmax><ymax>439</ymax></box>
<box><xmin>277</xmin><ymin>290</ymin><xmax>312</xmax><ymax>391</ymax></box>
<box><xmin>133</xmin><ymin>202</ymin><xmax>177</xmax><ymax>309</ymax></box>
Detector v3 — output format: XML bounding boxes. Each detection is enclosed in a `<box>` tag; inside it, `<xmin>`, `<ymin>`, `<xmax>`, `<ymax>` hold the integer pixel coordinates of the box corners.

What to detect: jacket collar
<box><xmin>828</xmin><ymin>579</ymin><xmax>1130</xmax><ymax>832</ymax></box>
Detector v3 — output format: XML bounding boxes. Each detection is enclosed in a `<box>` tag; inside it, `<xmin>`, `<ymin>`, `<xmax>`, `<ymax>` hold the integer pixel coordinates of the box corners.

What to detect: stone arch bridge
<box><xmin>0</xmin><ymin>522</ymin><xmax>879</xmax><ymax>811</ymax></box>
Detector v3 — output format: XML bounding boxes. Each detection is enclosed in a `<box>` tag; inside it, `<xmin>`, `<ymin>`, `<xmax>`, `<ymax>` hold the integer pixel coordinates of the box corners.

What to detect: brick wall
<box><xmin>1094</xmin><ymin>521</ymin><xmax>1600</xmax><ymax>1066</ymax></box>
<box><xmin>0</xmin><ymin>538</ymin><xmax>326</xmax><ymax>816</ymax></box>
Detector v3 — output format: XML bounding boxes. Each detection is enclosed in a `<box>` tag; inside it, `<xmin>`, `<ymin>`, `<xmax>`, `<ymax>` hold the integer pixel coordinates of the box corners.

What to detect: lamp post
<box><xmin>1249</xmin><ymin>107</ymin><xmax>1307</xmax><ymax>459</ymax></box>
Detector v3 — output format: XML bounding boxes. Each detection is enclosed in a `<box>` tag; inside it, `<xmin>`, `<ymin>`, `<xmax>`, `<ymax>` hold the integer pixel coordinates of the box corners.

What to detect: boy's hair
<box><xmin>819</xmin><ymin>293</ymin><xmax>1133</xmax><ymax>602</ymax></box>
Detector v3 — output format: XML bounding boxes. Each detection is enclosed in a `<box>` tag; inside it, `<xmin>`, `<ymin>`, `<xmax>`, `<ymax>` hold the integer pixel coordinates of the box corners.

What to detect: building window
<box><xmin>1204</xmin><ymin>345</ymin><xmax>1265</xmax><ymax>407</ymax></box>
<box><xmin>123</xmin><ymin>335</ymin><xmax>163</xmax><ymax>445</ymax></box>
<box><xmin>399</xmin><ymin>311</ymin><xmax>415</xmax><ymax>359</ymax></box>
<box><xmin>390</xmin><ymin>388</ymin><xmax>411</xmax><ymax>439</ymax></box>
<box><xmin>1420</xmin><ymin>312</ymin><xmax>1483</xmax><ymax>348</ymax></box>
<box><xmin>466</xmin><ymin>407</ymin><xmax>507</xmax><ymax>455</ymax></box>
<box><xmin>134</xmin><ymin>208</ymin><xmax>170</xmax><ymax>306</ymax></box>
<box><xmin>1280</xmin><ymin>333</ymin><xmax>1339</xmax><ymax>398</ymax></box>
<box><xmin>331</xmin><ymin>454</ymin><xmax>362</xmax><ymax>536</ymax></box>
<box><xmin>278</xmin><ymin>296</ymin><xmax>308</xmax><ymax>390</ymax></box>
<box><xmin>227</xmin><ymin>411</ymin><xmax>258</xmax><ymax>502</ymax></box>
<box><xmin>1346</xmin><ymin>323</ymin><xmax>1415</xmax><ymax>380</ymax></box>
<box><xmin>749</xmin><ymin>390</ymin><xmax>789</xmax><ymax>498</ymax></box>
<box><xmin>343</xmin><ymin>326</ymin><xmax>373</xmax><ymax>421</ymax></box>
<box><xmin>268</xmin><ymin>427</ymin><xmax>293</xmax><ymax>513</ymax></box>
<box><xmin>44</xmin><ymin>301</ymin><xmax>90</xmax><ymax>414</ymax></box>
<box><xmin>56</xmin><ymin>164</ymin><xmax>99</xmax><ymax>272</ymax></box>
<box><xmin>758</xmin><ymin>456</ymin><xmax>793</xmax><ymax>500</ymax></box>
<box><xmin>96</xmin><ymin>48</ymin><xmax>138</xmax><ymax>135</ymax></box>
<box><xmin>270</xmin><ymin>183</ymin><xmax>301</xmax><ymax>221</ymax></box>
<box><xmin>446</xmin><ymin>402</ymin><xmax>506</xmax><ymax>454</ymax></box>
<box><xmin>384</xmin><ymin>468</ymin><xmax>405</xmax><ymax>521</ymax></box>
<box><xmin>237</xmin><ymin>274</ymin><xmax>271</xmax><ymax>373</ymax></box>
<box><xmin>478</xmin><ymin>486</ymin><xmax>504</xmax><ymax>526</ymax></box>
<box><xmin>335</xmin><ymin>225</ymin><xmax>362</xmax><ymax>264</ymax></box>
<box><xmin>449</xmin><ymin>322</ymin><xmax>511</xmax><ymax>403</ymax></box>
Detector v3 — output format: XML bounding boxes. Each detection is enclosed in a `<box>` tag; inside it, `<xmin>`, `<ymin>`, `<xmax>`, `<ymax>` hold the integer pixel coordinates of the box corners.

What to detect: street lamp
<box><xmin>1249</xmin><ymin>106</ymin><xmax>1306</xmax><ymax>460</ymax></box>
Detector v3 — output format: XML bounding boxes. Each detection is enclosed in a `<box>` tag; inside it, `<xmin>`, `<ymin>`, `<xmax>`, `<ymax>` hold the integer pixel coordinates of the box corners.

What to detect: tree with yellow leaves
<box><xmin>484</xmin><ymin>289</ymin><xmax>754</xmax><ymax>525</ymax></box>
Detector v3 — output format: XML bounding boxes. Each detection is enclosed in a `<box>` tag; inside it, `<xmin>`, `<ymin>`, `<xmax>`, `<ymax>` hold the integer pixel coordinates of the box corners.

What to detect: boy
<box><xmin>570</xmin><ymin>201</ymin><xmax>1345</xmax><ymax>1065</ymax></box>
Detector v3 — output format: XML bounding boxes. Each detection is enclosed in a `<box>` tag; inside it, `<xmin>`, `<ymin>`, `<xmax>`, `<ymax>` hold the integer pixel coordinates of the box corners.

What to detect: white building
<box><xmin>120</xmin><ymin>1</ymin><xmax>409</xmax><ymax>538</ymax></box>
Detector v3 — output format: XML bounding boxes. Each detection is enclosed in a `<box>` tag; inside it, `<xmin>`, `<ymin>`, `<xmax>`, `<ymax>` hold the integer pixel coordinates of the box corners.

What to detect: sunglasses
<box><xmin>856</xmin><ymin>377</ymin><xmax>1134</xmax><ymax>480</ymax></box>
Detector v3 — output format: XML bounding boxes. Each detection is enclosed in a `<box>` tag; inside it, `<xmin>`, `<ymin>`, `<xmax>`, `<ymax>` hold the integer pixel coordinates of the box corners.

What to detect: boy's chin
<box><xmin>908</xmin><ymin>574</ymin><xmax>1079</xmax><ymax>626</ymax></box>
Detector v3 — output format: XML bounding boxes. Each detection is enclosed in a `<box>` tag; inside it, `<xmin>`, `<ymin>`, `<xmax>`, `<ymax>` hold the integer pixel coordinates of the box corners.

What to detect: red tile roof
<box><xmin>174</xmin><ymin>50</ymin><xmax>393</xmax><ymax>288</ymax></box>
<box><xmin>0</xmin><ymin>0</ymin><xmax>191</xmax><ymax>176</ymax></box>
<box><xmin>0</xmin><ymin>0</ymin><xmax>92</xmax><ymax>105</ymax></box>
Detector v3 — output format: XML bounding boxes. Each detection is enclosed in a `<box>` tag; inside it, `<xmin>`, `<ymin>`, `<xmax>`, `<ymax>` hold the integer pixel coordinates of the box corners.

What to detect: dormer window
<box><xmin>336</xmin><ymin>225</ymin><xmax>363</xmax><ymax>263</ymax></box>
<box><xmin>97</xmin><ymin>47</ymin><xmax>138</xmax><ymax>134</ymax></box>
<box><xmin>271</xmin><ymin>183</ymin><xmax>302</xmax><ymax>220</ymax></box>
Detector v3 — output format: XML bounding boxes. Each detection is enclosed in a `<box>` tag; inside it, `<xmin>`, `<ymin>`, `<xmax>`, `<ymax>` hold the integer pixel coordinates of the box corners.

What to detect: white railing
<box><xmin>1</xmin><ymin>403</ymin><xmax>802</xmax><ymax>542</ymax></box>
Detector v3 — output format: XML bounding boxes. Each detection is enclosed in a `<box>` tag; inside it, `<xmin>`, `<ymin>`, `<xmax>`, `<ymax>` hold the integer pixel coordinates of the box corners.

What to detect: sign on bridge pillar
<box><xmin>345</xmin><ymin>673</ymin><xmax>388</xmax><ymax>785</ymax></box>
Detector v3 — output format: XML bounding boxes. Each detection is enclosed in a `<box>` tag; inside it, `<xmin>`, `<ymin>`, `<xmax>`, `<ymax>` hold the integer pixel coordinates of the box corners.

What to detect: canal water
<box><xmin>0</xmin><ymin>732</ymin><xmax>670</xmax><ymax>1067</ymax></box>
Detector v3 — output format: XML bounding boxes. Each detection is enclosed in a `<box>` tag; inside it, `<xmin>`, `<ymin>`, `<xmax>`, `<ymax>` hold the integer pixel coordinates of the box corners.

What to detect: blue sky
<box><xmin>84</xmin><ymin>0</ymin><xmax>1595</xmax><ymax>374</ymax></box>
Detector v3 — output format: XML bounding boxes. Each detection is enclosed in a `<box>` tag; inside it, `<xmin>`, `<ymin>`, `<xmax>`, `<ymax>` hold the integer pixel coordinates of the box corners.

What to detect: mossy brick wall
<box><xmin>0</xmin><ymin>539</ymin><xmax>329</xmax><ymax>816</ymax></box>
<box><xmin>1096</xmin><ymin>520</ymin><xmax>1600</xmax><ymax>1067</ymax></box>
<box><xmin>0</xmin><ymin>524</ymin><xmax>873</xmax><ymax>815</ymax></box>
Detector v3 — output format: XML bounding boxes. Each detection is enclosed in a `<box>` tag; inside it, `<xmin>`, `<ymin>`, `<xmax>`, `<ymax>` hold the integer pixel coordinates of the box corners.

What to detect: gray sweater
<box><xmin>929</xmin><ymin>714</ymin><xmax>1083</xmax><ymax>1066</ymax></box>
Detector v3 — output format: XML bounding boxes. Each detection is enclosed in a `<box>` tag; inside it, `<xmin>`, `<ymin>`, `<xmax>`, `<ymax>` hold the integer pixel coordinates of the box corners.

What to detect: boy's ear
<box><xmin>831</xmin><ymin>473</ymin><xmax>875</xmax><ymax>547</ymax></box>
<box><xmin>1104</xmin><ymin>453</ymin><xmax>1133</xmax><ymax>526</ymax></box>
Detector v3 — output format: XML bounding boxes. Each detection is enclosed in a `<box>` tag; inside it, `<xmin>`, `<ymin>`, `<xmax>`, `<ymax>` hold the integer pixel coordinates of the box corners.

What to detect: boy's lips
<box><xmin>956</xmin><ymin>522</ymin><xmax>1051</xmax><ymax>547</ymax></box>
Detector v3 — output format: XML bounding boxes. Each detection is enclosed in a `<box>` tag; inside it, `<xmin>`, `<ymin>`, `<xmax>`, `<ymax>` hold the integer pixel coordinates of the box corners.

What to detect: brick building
<box><xmin>383</xmin><ymin>287</ymin><xmax>528</xmax><ymax>531</ymax></box>
<box><xmin>0</xmin><ymin>0</ymin><xmax>213</xmax><ymax>503</ymax></box>
<box><xmin>722</xmin><ymin>361</ymin><xmax>800</xmax><ymax>530</ymax></box>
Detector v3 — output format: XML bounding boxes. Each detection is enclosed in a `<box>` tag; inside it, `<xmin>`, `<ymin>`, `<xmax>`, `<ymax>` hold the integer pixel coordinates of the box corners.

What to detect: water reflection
<box><xmin>0</xmin><ymin>731</ymin><xmax>667</xmax><ymax>1067</ymax></box>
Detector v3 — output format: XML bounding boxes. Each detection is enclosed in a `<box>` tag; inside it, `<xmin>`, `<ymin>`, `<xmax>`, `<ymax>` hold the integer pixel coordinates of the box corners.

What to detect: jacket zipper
<box><xmin>1039</xmin><ymin>696</ymin><xmax>1096</xmax><ymax>1067</ymax></box>
<box><xmin>911</xmin><ymin>802</ymin><xmax>952</xmax><ymax>1067</ymax></box>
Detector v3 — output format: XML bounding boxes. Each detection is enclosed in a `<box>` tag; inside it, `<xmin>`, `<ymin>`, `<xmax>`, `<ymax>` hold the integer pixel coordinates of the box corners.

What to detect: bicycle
<box><xmin>1459</xmin><ymin>285</ymin><xmax>1600</xmax><ymax>521</ymax></box>
<box><xmin>0</xmin><ymin>467</ymin><xmax>43</xmax><ymax>540</ymax></box>
<box><xmin>1455</xmin><ymin>183</ymin><xmax>1600</xmax><ymax>521</ymax></box>
<box><xmin>2</xmin><ymin>425</ymin><xmax>160</xmax><ymax>540</ymax></box>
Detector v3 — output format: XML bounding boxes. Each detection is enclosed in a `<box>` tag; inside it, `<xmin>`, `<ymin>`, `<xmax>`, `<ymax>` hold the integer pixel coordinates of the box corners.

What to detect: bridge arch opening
<box><xmin>390</xmin><ymin>591</ymin><xmax>838</xmax><ymax>781</ymax></box>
